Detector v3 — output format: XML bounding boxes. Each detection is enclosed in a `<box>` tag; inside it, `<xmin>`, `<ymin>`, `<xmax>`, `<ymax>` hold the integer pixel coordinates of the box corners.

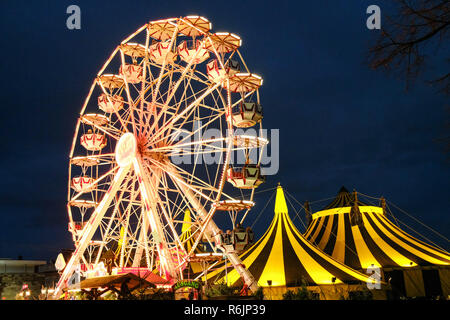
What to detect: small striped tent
<box><xmin>304</xmin><ymin>187</ymin><xmax>450</xmax><ymax>298</ymax></box>
<box><xmin>204</xmin><ymin>185</ymin><xmax>380</xmax><ymax>298</ymax></box>
<box><xmin>180</xmin><ymin>209</ymin><xmax>203</xmax><ymax>274</ymax></box>
<box><xmin>180</xmin><ymin>209</ymin><xmax>202</xmax><ymax>254</ymax></box>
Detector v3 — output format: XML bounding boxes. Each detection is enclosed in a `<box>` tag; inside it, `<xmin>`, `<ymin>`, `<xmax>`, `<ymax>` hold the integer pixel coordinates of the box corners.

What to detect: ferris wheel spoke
<box><xmin>165</xmin><ymin>101</ymin><xmax>226</xmax><ymax>142</ymax></box>
<box><xmin>162</xmin><ymin>170</ymin><xmax>208</xmax><ymax>256</ymax></box>
<box><xmin>149</xmin><ymin>161</ymin><xmax>215</xmax><ymax>227</ymax></box>
<box><xmin>161</xmin><ymin>39</ymin><xmax>209</xmax><ymax>110</ymax></box>
<box><xmin>148</xmin><ymin>81</ymin><xmax>222</xmax><ymax>146</ymax></box>
<box><xmin>142</xmin><ymin>70</ymin><xmax>197</xmax><ymax>141</ymax></box>
<box><xmin>158</xmin><ymin>172</ymin><xmax>198</xmax><ymax>231</ymax></box>
<box><xmin>151</xmin><ymin>136</ymin><xmax>228</xmax><ymax>154</ymax></box>
<box><xmin>144</xmin><ymin>164</ymin><xmax>186</xmax><ymax>250</ymax></box>
<box><xmin>135</xmin><ymin>71</ymin><xmax>172</xmax><ymax>104</ymax></box>
<box><xmin>162</xmin><ymin>173</ymin><xmax>198</xmax><ymax>220</ymax></box>
<box><xmin>150</xmin><ymin>24</ymin><xmax>179</xmax><ymax>108</ymax></box>
<box><xmin>132</xmin><ymin>168</ymin><xmax>161</xmax><ymax>269</ymax></box>
<box><xmin>136</xmin><ymin>72</ymin><xmax>169</xmax><ymax>107</ymax></box>
<box><xmin>136</xmin><ymin>80</ymin><xmax>160</xmax><ymax>135</ymax></box>
<box><xmin>166</xmin><ymin>146</ymin><xmax>228</xmax><ymax>159</ymax></box>
<box><xmin>119</xmin><ymin>50</ymin><xmax>138</xmax><ymax>134</ymax></box>
<box><xmin>145</xmin><ymin>102</ymin><xmax>211</xmax><ymax>149</ymax></box>
<box><xmin>161</xmin><ymin>161</ymin><xmax>218</xmax><ymax>204</ymax></box>
<box><xmin>167</xmin><ymin>113</ymin><xmax>226</xmax><ymax>148</ymax></box>
<box><xmin>172</xmin><ymin>66</ymin><xmax>210</xmax><ymax>85</ymax></box>
<box><xmin>136</xmin><ymin>28</ymin><xmax>151</xmax><ymax>134</ymax></box>
<box><xmin>165</xmin><ymin>165</ymin><xmax>218</xmax><ymax>255</ymax></box>
<box><xmin>158</xmin><ymin>170</ymin><xmax>185</xmax><ymax>217</ymax></box>
<box><xmin>151</xmin><ymin>85</ymin><xmax>211</xmax><ymax>143</ymax></box>
<box><xmin>170</xmin><ymin>161</ymin><xmax>234</xmax><ymax>201</ymax></box>
<box><xmin>95</xmin><ymin>124</ymin><xmax>121</xmax><ymax>141</ymax></box>
<box><xmin>150</xmin><ymin>176</ymin><xmax>198</xmax><ymax>251</ymax></box>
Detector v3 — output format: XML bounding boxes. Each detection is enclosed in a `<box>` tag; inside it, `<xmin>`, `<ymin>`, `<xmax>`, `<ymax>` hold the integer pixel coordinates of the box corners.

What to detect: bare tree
<box><xmin>368</xmin><ymin>0</ymin><xmax>449</xmax><ymax>94</ymax></box>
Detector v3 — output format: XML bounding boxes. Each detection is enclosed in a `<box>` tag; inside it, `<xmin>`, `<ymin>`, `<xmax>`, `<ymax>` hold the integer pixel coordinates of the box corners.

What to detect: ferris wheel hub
<box><xmin>143</xmin><ymin>150</ymin><xmax>168</xmax><ymax>163</ymax></box>
<box><xmin>115</xmin><ymin>132</ymin><xmax>137</xmax><ymax>167</ymax></box>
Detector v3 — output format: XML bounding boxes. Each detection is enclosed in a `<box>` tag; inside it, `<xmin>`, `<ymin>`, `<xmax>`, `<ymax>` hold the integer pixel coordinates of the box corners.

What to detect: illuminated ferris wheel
<box><xmin>55</xmin><ymin>16</ymin><xmax>267</xmax><ymax>297</ymax></box>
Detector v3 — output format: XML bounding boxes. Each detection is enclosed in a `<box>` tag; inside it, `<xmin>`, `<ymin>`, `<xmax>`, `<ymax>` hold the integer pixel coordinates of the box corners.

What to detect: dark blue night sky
<box><xmin>0</xmin><ymin>0</ymin><xmax>448</xmax><ymax>260</ymax></box>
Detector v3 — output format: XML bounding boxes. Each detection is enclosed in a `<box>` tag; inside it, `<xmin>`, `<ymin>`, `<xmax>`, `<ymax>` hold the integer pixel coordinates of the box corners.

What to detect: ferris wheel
<box><xmin>54</xmin><ymin>16</ymin><xmax>267</xmax><ymax>297</ymax></box>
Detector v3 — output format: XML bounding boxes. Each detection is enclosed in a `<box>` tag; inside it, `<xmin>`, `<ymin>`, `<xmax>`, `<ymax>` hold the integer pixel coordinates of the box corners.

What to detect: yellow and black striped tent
<box><xmin>180</xmin><ymin>209</ymin><xmax>201</xmax><ymax>254</ymax></box>
<box><xmin>204</xmin><ymin>185</ymin><xmax>379</xmax><ymax>297</ymax></box>
<box><xmin>180</xmin><ymin>209</ymin><xmax>203</xmax><ymax>274</ymax></box>
<box><xmin>304</xmin><ymin>187</ymin><xmax>450</xmax><ymax>297</ymax></box>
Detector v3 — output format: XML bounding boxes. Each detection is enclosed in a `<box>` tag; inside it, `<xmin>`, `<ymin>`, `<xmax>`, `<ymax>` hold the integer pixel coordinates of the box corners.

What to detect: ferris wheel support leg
<box><xmin>133</xmin><ymin>158</ymin><xmax>178</xmax><ymax>280</ymax></box>
<box><xmin>132</xmin><ymin>171</ymin><xmax>161</xmax><ymax>269</ymax></box>
<box><xmin>53</xmin><ymin>165</ymin><xmax>131</xmax><ymax>299</ymax></box>
<box><xmin>132</xmin><ymin>219</ymin><xmax>149</xmax><ymax>268</ymax></box>
<box><xmin>167</xmin><ymin>166</ymin><xmax>259</xmax><ymax>293</ymax></box>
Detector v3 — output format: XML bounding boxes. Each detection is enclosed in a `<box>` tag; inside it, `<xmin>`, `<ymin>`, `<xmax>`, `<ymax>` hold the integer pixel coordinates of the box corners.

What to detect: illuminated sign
<box><xmin>173</xmin><ymin>280</ymin><xmax>200</xmax><ymax>291</ymax></box>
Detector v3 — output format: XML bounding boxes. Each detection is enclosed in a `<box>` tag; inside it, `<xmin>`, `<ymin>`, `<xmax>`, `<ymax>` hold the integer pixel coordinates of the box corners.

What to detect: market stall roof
<box><xmin>66</xmin><ymin>273</ymin><xmax>156</xmax><ymax>291</ymax></box>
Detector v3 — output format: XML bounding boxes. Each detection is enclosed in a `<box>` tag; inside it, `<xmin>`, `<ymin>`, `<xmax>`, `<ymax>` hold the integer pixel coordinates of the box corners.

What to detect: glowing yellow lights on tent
<box><xmin>304</xmin><ymin>187</ymin><xmax>450</xmax><ymax>270</ymax></box>
<box><xmin>115</xmin><ymin>226</ymin><xmax>126</xmax><ymax>256</ymax></box>
<box><xmin>181</xmin><ymin>209</ymin><xmax>203</xmax><ymax>274</ymax></box>
<box><xmin>204</xmin><ymin>185</ymin><xmax>379</xmax><ymax>289</ymax></box>
<box><xmin>304</xmin><ymin>186</ymin><xmax>450</xmax><ymax>298</ymax></box>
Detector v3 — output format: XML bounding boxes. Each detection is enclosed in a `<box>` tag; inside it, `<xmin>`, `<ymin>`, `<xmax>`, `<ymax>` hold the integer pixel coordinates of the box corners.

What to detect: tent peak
<box><xmin>338</xmin><ymin>186</ymin><xmax>349</xmax><ymax>194</ymax></box>
<box><xmin>274</xmin><ymin>183</ymin><xmax>288</xmax><ymax>215</ymax></box>
<box><xmin>320</xmin><ymin>186</ymin><xmax>367</xmax><ymax>210</ymax></box>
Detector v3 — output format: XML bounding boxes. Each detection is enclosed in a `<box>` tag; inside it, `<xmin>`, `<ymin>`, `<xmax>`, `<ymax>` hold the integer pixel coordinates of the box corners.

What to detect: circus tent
<box><xmin>180</xmin><ymin>209</ymin><xmax>203</xmax><ymax>254</ymax></box>
<box><xmin>304</xmin><ymin>187</ymin><xmax>450</xmax><ymax>298</ymax></box>
<box><xmin>201</xmin><ymin>185</ymin><xmax>381</xmax><ymax>299</ymax></box>
<box><xmin>180</xmin><ymin>209</ymin><xmax>204</xmax><ymax>275</ymax></box>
